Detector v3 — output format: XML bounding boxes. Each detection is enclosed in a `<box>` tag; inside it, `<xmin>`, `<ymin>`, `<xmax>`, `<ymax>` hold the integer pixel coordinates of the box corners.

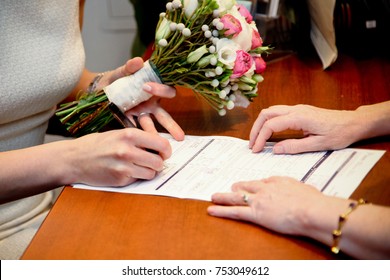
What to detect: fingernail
<box><xmin>273</xmin><ymin>145</ymin><xmax>285</xmax><ymax>154</ymax></box>
<box><xmin>142</xmin><ymin>84</ymin><xmax>152</xmax><ymax>93</ymax></box>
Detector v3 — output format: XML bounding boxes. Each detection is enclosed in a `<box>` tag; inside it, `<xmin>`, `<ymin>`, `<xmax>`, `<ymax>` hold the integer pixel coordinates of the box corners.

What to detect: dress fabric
<box><xmin>0</xmin><ymin>0</ymin><xmax>85</xmax><ymax>259</ymax></box>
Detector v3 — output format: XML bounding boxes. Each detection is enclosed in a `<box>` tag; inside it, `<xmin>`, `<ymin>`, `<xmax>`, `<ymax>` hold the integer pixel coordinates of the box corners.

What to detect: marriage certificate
<box><xmin>74</xmin><ymin>134</ymin><xmax>385</xmax><ymax>201</ymax></box>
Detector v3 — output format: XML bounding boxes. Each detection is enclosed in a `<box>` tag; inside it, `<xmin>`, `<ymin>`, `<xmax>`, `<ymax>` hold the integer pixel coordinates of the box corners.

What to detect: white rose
<box><xmin>228</xmin><ymin>6</ymin><xmax>253</xmax><ymax>51</ymax></box>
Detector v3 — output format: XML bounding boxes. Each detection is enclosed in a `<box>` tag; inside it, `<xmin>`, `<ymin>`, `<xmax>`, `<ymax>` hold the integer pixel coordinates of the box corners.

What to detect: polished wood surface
<box><xmin>22</xmin><ymin>54</ymin><xmax>390</xmax><ymax>259</ymax></box>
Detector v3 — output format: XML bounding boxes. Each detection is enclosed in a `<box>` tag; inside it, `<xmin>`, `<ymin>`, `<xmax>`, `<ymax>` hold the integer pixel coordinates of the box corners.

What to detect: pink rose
<box><xmin>231</xmin><ymin>50</ymin><xmax>253</xmax><ymax>79</ymax></box>
<box><xmin>237</xmin><ymin>4</ymin><xmax>253</xmax><ymax>23</ymax></box>
<box><xmin>251</xmin><ymin>28</ymin><xmax>263</xmax><ymax>49</ymax></box>
<box><xmin>253</xmin><ymin>56</ymin><xmax>266</xmax><ymax>74</ymax></box>
<box><xmin>220</xmin><ymin>14</ymin><xmax>242</xmax><ymax>37</ymax></box>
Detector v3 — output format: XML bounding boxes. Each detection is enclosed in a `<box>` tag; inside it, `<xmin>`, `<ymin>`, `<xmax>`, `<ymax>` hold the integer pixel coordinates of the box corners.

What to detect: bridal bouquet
<box><xmin>56</xmin><ymin>0</ymin><xmax>270</xmax><ymax>136</ymax></box>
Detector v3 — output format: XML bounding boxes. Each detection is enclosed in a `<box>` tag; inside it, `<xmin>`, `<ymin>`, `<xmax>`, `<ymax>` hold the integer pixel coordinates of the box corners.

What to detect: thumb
<box><xmin>110</xmin><ymin>57</ymin><xmax>145</xmax><ymax>82</ymax></box>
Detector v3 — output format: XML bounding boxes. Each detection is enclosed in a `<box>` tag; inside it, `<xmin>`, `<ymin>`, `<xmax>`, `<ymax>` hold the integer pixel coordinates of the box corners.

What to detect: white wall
<box><xmin>82</xmin><ymin>0</ymin><xmax>137</xmax><ymax>72</ymax></box>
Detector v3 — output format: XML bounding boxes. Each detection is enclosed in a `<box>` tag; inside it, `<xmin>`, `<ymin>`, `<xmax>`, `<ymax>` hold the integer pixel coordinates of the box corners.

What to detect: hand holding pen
<box><xmin>117</xmin><ymin>83</ymin><xmax>185</xmax><ymax>142</ymax></box>
<box><xmin>109</xmin><ymin>103</ymin><xmax>162</xmax><ymax>155</ymax></box>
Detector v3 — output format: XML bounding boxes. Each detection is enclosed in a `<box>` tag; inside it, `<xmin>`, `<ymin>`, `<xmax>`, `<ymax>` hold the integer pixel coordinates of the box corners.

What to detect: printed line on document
<box><xmin>321</xmin><ymin>151</ymin><xmax>356</xmax><ymax>192</ymax></box>
<box><xmin>155</xmin><ymin>139</ymin><xmax>215</xmax><ymax>190</ymax></box>
<box><xmin>301</xmin><ymin>151</ymin><xmax>333</xmax><ymax>183</ymax></box>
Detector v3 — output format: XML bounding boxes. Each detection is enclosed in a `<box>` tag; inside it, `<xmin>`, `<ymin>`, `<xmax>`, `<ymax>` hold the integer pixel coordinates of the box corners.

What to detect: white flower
<box><xmin>177</xmin><ymin>23</ymin><xmax>185</xmax><ymax>31</ymax></box>
<box><xmin>216</xmin><ymin>22</ymin><xmax>224</xmax><ymax>30</ymax></box>
<box><xmin>229</xmin><ymin>93</ymin><xmax>236</xmax><ymax>101</ymax></box>
<box><xmin>208</xmin><ymin>71</ymin><xmax>216</xmax><ymax>77</ymax></box>
<box><xmin>211</xmin><ymin>79</ymin><xmax>219</xmax><ymax>87</ymax></box>
<box><xmin>215</xmin><ymin>66</ymin><xmax>223</xmax><ymax>75</ymax></box>
<box><xmin>156</xmin><ymin>17</ymin><xmax>171</xmax><ymax>41</ymax></box>
<box><xmin>253</xmin><ymin>74</ymin><xmax>264</xmax><ymax>83</ymax></box>
<box><xmin>215</xmin><ymin>0</ymin><xmax>236</xmax><ymax>15</ymax></box>
<box><xmin>221</xmin><ymin>80</ymin><xmax>230</xmax><ymax>87</ymax></box>
<box><xmin>183</xmin><ymin>0</ymin><xmax>198</xmax><ymax>19</ymax></box>
<box><xmin>216</xmin><ymin>38</ymin><xmax>240</xmax><ymax>69</ymax></box>
<box><xmin>197</xmin><ymin>54</ymin><xmax>213</xmax><ymax>68</ymax></box>
<box><xmin>238</xmin><ymin>82</ymin><xmax>253</xmax><ymax>91</ymax></box>
<box><xmin>212</xmin><ymin>37</ymin><xmax>219</xmax><ymax>45</ymax></box>
<box><xmin>172</xmin><ymin>0</ymin><xmax>182</xmax><ymax>9</ymax></box>
<box><xmin>226</xmin><ymin>100</ymin><xmax>235</xmax><ymax>110</ymax></box>
<box><xmin>182</xmin><ymin>28</ymin><xmax>191</xmax><ymax>37</ymax></box>
<box><xmin>169</xmin><ymin>22</ymin><xmax>177</xmax><ymax>31</ymax></box>
<box><xmin>158</xmin><ymin>39</ymin><xmax>168</xmax><ymax>47</ymax></box>
<box><xmin>187</xmin><ymin>45</ymin><xmax>208</xmax><ymax>64</ymax></box>
<box><xmin>227</xmin><ymin>6</ymin><xmax>253</xmax><ymax>51</ymax></box>
<box><xmin>210</xmin><ymin>57</ymin><xmax>218</xmax><ymax>65</ymax></box>
<box><xmin>219</xmin><ymin>90</ymin><xmax>227</xmax><ymax>98</ymax></box>
<box><xmin>218</xmin><ymin>109</ymin><xmax>227</xmax><ymax>116</ymax></box>
<box><xmin>240</xmin><ymin>75</ymin><xmax>257</xmax><ymax>85</ymax></box>
<box><xmin>166</xmin><ymin>2</ymin><xmax>173</xmax><ymax>11</ymax></box>
<box><xmin>233</xmin><ymin>92</ymin><xmax>251</xmax><ymax>108</ymax></box>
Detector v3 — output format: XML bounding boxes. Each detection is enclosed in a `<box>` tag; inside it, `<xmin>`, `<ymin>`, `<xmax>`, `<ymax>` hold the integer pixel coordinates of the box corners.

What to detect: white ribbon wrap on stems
<box><xmin>104</xmin><ymin>60</ymin><xmax>162</xmax><ymax>112</ymax></box>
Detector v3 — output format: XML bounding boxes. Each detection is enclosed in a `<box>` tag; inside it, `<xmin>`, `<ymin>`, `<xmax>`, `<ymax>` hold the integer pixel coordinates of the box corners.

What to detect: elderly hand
<box><xmin>207</xmin><ymin>176</ymin><xmax>331</xmax><ymax>235</ymax></box>
<box><xmin>249</xmin><ymin>105</ymin><xmax>361</xmax><ymax>154</ymax></box>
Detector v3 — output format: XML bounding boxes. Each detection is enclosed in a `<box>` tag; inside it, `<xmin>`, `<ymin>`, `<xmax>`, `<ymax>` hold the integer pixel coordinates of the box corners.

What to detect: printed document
<box><xmin>74</xmin><ymin>134</ymin><xmax>385</xmax><ymax>201</ymax></box>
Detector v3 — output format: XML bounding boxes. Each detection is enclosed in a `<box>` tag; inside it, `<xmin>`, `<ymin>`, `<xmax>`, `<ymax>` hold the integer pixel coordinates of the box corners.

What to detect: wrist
<box><xmin>299</xmin><ymin>195</ymin><xmax>351</xmax><ymax>246</ymax></box>
<box><xmin>87</xmin><ymin>72</ymin><xmax>105</xmax><ymax>93</ymax></box>
<box><xmin>355</xmin><ymin>102</ymin><xmax>390</xmax><ymax>140</ymax></box>
<box><xmin>343</xmin><ymin>108</ymin><xmax>368</xmax><ymax>144</ymax></box>
<box><xmin>48</xmin><ymin>140</ymin><xmax>80</xmax><ymax>186</ymax></box>
<box><xmin>353</xmin><ymin>106</ymin><xmax>375</xmax><ymax>142</ymax></box>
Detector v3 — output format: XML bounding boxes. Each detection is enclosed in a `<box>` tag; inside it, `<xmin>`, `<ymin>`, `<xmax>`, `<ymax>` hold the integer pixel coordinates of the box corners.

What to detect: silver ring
<box><xmin>242</xmin><ymin>194</ymin><xmax>249</xmax><ymax>204</ymax></box>
<box><xmin>138</xmin><ymin>112</ymin><xmax>150</xmax><ymax>118</ymax></box>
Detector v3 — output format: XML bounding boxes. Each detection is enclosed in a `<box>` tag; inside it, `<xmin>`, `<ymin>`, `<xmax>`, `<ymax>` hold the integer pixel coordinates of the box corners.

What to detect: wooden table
<box><xmin>22</xmin><ymin>54</ymin><xmax>390</xmax><ymax>260</ymax></box>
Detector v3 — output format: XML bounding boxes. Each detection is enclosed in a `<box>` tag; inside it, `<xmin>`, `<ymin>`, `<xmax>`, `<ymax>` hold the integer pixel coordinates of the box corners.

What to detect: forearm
<box><xmin>355</xmin><ymin>101</ymin><xmax>390</xmax><ymax>141</ymax></box>
<box><xmin>0</xmin><ymin>141</ymin><xmax>72</xmax><ymax>204</ymax></box>
<box><xmin>302</xmin><ymin>196</ymin><xmax>390</xmax><ymax>259</ymax></box>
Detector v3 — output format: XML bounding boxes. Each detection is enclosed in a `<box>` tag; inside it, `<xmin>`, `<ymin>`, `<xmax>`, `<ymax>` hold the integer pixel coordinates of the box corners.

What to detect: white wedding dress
<box><xmin>0</xmin><ymin>0</ymin><xmax>84</xmax><ymax>259</ymax></box>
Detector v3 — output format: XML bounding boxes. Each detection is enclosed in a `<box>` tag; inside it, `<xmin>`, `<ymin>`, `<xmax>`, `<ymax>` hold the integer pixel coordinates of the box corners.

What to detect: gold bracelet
<box><xmin>331</xmin><ymin>198</ymin><xmax>366</xmax><ymax>254</ymax></box>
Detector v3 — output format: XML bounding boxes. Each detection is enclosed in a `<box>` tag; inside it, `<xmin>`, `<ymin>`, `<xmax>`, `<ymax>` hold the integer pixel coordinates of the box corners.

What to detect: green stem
<box><xmin>56</xmin><ymin>94</ymin><xmax>108</xmax><ymax>121</ymax></box>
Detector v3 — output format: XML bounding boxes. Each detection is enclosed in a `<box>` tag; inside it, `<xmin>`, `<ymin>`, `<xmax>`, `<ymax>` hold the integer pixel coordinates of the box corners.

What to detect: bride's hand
<box><xmin>98</xmin><ymin>57</ymin><xmax>185</xmax><ymax>141</ymax></box>
<box><xmin>98</xmin><ymin>57</ymin><xmax>145</xmax><ymax>88</ymax></box>
<box><xmin>125</xmin><ymin>82</ymin><xmax>185</xmax><ymax>141</ymax></box>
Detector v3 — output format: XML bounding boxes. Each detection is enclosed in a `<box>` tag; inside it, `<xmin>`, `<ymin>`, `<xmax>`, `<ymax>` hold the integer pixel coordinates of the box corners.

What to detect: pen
<box><xmin>108</xmin><ymin>102</ymin><xmax>159</xmax><ymax>154</ymax></box>
<box><xmin>108</xmin><ymin>102</ymin><xmax>138</xmax><ymax>129</ymax></box>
